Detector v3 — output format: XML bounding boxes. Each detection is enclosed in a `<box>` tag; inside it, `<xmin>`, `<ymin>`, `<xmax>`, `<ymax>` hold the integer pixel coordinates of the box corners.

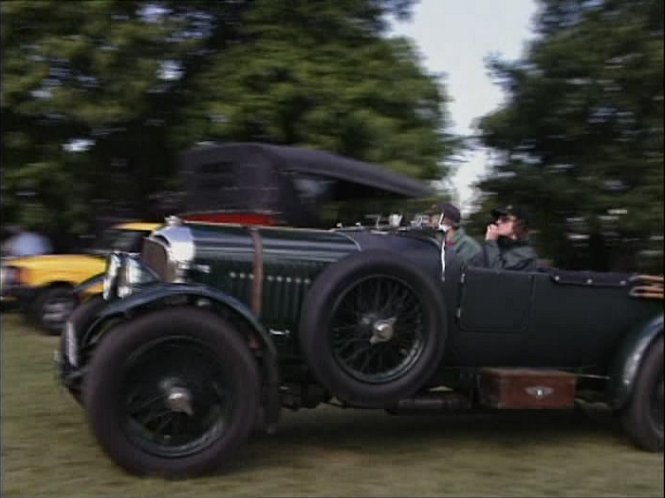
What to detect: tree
<box><xmin>2</xmin><ymin>0</ymin><xmax>250</xmax><ymax>245</ymax></box>
<box><xmin>2</xmin><ymin>0</ymin><xmax>454</xmax><ymax>249</ymax></box>
<box><xmin>473</xmin><ymin>0</ymin><xmax>663</xmax><ymax>272</ymax></box>
<box><xmin>175</xmin><ymin>0</ymin><xmax>454</xmax><ymax>181</ymax></box>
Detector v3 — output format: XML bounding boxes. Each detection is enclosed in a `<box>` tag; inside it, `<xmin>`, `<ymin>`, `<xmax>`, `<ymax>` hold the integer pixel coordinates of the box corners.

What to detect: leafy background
<box><xmin>1</xmin><ymin>0</ymin><xmax>663</xmax><ymax>273</ymax></box>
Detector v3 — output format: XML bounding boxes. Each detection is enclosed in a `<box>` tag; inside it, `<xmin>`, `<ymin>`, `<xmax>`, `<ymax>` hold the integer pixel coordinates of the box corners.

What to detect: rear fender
<box><xmin>87</xmin><ymin>283</ymin><xmax>281</xmax><ymax>431</ymax></box>
<box><xmin>607</xmin><ymin>313</ymin><xmax>663</xmax><ymax>409</ymax></box>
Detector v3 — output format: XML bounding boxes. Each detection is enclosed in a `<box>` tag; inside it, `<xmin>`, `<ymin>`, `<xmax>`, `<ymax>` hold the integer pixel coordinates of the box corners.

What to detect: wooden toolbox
<box><xmin>478</xmin><ymin>368</ymin><xmax>577</xmax><ymax>409</ymax></box>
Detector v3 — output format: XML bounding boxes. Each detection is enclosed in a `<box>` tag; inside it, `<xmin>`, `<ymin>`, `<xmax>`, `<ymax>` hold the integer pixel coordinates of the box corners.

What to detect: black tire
<box><xmin>60</xmin><ymin>294</ymin><xmax>106</xmax><ymax>404</ymax></box>
<box><xmin>299</xmin><ymin>249</ymin><xmax>446</xmax><ymax>407</ymax></box>
<box><xmin>84</xmin><ymin>307</ymin><xmax>260</xmax><ymax>477</ymax></box>
<box><xmin>31</xmin><ymin>285</ymin><xmax>76</xmax><ymax>335</ymax></box>
<box><xmin>620</xmin><ymin>336</ymin><xmax>663</xmax><ymax>452</ymax></box>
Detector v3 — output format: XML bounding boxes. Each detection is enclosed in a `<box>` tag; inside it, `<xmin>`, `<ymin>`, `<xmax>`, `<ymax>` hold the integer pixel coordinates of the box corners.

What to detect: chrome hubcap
<box><xmin>160</xmin><ymin>379</ymin><xmax>194</xmax><ymax>416</ymax></box>
<box><xmin>369</xmin><ymin>317</ymin><xmax>397</xmax><ymax>344</ymax></box>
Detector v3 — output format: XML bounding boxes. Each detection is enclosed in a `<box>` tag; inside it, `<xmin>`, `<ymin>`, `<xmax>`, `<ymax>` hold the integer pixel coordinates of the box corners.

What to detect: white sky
<box><xmin>392</xmin><ymin>0</ymin><xmax>538</xmax><ymax>213</ymax></box>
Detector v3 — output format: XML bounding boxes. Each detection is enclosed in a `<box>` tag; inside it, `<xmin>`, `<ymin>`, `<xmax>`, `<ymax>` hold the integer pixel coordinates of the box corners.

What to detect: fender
<box><xmin>88</xmin><ymin>283</ymin><xmax>281</xmax><ymax>432</ymax></box>
<box><xmin>606</xmin><ymin>313</ymin><xmax>663</xmax><ymax>409</ymax></box>
<box><xmin>73</xmin><ymin>273</ymin><xmax>105</xmax><ymax>300</ymax></box>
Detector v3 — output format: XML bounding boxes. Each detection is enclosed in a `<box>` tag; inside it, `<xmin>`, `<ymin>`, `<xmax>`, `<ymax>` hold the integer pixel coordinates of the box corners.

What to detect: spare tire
<box><xmin>299</xmin><ymin>249</ymin><xmax>446</xmax><ymax>407</ymax></box>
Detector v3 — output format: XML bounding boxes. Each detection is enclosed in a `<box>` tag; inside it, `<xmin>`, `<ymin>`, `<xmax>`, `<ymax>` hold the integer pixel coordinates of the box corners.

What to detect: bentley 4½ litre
<box><xmin>58</xmin><ymin>214</ymin><xmax>663</xmax><ymax>477</ymax></box>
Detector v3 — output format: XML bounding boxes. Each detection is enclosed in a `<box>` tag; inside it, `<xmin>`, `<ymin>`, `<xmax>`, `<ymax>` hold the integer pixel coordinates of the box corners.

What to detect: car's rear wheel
<box><xmin>620</xmin><ymin>336</ymin><xmax>663</xmax><ymax>452</ymax></box>
<box><xmin>84</xmin><ymin>307</ymin><xmax>260</xmax><ymax>477</ymax></box>
<box><xmin>31</xmin><ymin>285</ymin><xmax>76</xmax><ymax>335</ymax></box>
<box><xmin>299</xmin><ymin>249</ymin><xmax>446</xmax><ymax>407</ymax></box>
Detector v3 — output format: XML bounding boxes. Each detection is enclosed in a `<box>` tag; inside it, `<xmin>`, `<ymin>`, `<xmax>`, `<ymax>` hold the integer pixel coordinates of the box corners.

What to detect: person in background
<box><xmin>470</xmin><ymin>205</ymin><xmax>538</xmax><ymax>271</ymax></box>
<box><xmin>2</xmin><ymin>225</ymin><xmax>53</xmax><ymax>258</ymax></box>
<box><xmin>429</xmin><ymin>202</ymin><xmax>481</xmax><ymax>264</ymax></box>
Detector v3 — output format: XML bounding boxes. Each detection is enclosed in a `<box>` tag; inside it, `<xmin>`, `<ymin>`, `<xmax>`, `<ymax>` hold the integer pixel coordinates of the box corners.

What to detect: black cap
<box><xmin>440</xmin><ymin>202</ymin><xmax>461</xmax><ymax>226</ymax></box>
<box><xmin>491</xmin><ymin>205</ymin><xmax>528</xmax><ymax>227</ymax></box>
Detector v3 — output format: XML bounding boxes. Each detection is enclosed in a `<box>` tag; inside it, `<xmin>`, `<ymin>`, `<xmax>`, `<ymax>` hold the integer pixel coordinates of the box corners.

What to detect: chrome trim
<box><xmin>145</xmin><ymin>224</ymin><xmax>195</xmax><ymax>283</ymax></box>
<box><xmin>333</xmin><ymin>230</ymin><xmax>362</xmax><ymax>251</ymax></box>
<box><xmin>103</xmin><ymin>253</ymin><xmax>124</xmax><ymax>300</ymax></box>
<box><xmin>165</xmin><ymin>215</ymin><xmax>183</xmax><ymax>227</ymax></box>
<box><xmin>65</xmin><ymin>319</ymin><xmax>78</xmax><ymax>367</ymax></box>
<box><xmin>117</xmin><ymin>256</ymin><xmax>159</xmax><ymax>298</ymax></box>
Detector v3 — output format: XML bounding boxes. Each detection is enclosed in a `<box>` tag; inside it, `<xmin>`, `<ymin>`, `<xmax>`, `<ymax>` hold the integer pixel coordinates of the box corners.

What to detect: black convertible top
<box><xmin>179</xmin><ymin>143</ymin><xmax>432</xmax><ymax>222</ymax></box>
<box><xmin>181</xmin><ymin>142</ymin><xmax>432</xmax><ymax>198</ymax></box>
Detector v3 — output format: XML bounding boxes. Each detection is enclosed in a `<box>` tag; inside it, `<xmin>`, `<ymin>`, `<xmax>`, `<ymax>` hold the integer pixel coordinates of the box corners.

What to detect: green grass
<box><xmin>2</xmin><ymin>312</ymin><xmax>663</xmax><ymax>497</ymax></box>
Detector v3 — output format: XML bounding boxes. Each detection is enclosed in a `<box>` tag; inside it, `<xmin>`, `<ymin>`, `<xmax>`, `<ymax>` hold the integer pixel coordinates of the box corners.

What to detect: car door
<box><xmin>446</xmin><ymin>266</ymin><xmax>534</xmax><ymax>366</ymax></box>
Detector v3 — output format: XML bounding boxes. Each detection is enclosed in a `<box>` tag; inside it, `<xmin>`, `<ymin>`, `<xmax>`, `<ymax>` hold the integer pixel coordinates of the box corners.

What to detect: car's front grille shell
<box><xmin>141</xmin><ymin>238</ymin><xmax>171</xmax><ymax>281</ymax></box>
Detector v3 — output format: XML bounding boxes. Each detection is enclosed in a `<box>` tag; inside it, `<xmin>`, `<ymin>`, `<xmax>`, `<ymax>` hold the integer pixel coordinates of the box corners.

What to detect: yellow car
<box><xmin>1</xmin><ymin>222</ymin><xmax>161</xmax><ymax>334</ymax></box>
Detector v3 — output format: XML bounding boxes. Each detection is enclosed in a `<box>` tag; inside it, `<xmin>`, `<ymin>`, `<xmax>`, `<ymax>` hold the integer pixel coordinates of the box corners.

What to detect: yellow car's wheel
<box><xmin>31</xmin><ymin>286</ymin><xmax>76</xmax><ymax>335</ymax></box>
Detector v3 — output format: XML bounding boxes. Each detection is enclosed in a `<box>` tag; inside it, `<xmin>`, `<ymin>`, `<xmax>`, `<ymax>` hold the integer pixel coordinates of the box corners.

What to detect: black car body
<box><xmin>58</xmin><ymin>217</ymin><xmax>664</xmax><ymax>477</ymax></box>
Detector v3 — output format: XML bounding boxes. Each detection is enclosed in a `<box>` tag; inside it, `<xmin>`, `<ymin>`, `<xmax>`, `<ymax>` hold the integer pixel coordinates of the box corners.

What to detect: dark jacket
<box><xmin>470</xmin><ymin>236</ymin><xmax>538</xmax><ymax>271</ymax></box>
<box><xmin>447</xmin><ymin>227</ymin><xmax>481</xmax><ymax>263</ymax></box>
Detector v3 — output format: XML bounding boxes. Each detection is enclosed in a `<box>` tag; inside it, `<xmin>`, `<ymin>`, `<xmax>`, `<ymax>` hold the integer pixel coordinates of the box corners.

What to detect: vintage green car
<box><xmin>58</xmin><ymin>215</ymin><xmax>663</xmax><ymax>477</ymax></box>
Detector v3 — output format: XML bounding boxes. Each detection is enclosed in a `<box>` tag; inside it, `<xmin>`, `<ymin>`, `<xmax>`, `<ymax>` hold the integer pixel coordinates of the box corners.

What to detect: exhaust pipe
<box><xmin>388</xmin><ymin>391</ymin><xmax>471</xmax><ymax>414</ymax></box>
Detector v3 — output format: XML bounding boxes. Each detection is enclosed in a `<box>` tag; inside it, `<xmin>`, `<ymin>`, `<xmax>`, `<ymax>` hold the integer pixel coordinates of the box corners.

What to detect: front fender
<box><xmin>607</xmin><ymin>313</ymin><xmax>663</xmax><ymax>409</ymax></box>
<box><xmin>93</xmin><ymin>283</ymin><xmax>276</xmax><ymax>358</ymax></box>
<box><xmin>88</xmin><ymin>283</ymin><xmax>281</xmax><ymax>432</ymax></box>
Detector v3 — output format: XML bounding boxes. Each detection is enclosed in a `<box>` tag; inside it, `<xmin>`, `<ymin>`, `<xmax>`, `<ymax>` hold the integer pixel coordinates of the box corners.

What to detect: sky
<box><xmin>392</xmin><ymin>0</ymin><xmax>539</xmax><ymax>213</ymax></box>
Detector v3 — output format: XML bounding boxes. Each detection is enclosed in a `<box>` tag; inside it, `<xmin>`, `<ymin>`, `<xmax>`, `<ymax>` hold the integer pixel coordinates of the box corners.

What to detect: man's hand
<box><xmin>485</xmin><ymin>223</ymin><xmax>500</xmax><ymax>241</ymax></box>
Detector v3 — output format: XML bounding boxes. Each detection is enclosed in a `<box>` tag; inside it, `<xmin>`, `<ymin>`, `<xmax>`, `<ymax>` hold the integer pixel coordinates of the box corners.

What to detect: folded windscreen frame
<box><xmin>178</xmin><ymin>142</ymin><xmax>433</xmax><ymax>227</ymax></box>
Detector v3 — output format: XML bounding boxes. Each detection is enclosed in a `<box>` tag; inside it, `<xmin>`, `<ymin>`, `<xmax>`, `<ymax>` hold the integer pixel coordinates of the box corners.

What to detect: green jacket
<box><xmin>447</xmin><ymin>228</ymin><xmax>482</xmax><ymax>263</ymax></box>
<box><xmin>470</xmin><ymin>237</ymin><xmax>538</xmax><ymax>271</ymax></box>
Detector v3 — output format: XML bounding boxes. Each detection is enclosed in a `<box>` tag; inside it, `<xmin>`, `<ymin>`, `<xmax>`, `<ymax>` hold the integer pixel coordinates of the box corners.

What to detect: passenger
<box><xmin>429</xmin><ymin>202</ymin><xmax>481</xmax><ymax>264</ymax></box>
<box><xmin>470</xmin><ymin>205</ymin><xmax>538</xmax><ymax>271</ymax></box>
<box><xmin>2</xmin><ymin>225</ymin><xmax>53</xmax><ymax>258</ymax></box>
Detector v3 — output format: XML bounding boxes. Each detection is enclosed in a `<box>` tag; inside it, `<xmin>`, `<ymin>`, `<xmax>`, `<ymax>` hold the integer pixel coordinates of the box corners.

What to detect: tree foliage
<box><xmin>1</xmin><ymin>0</ymin><xmax>454</xmax><ymax>248</ymax></box>
<box><xmin>472</xmin><ymin>0</ymin><xmax>663</xmax><ymax>272</ymax></box>
<box><xmin>176</xmin><ymin>0</ymin><xmax>453</xmax><ymax>180</ymax></box>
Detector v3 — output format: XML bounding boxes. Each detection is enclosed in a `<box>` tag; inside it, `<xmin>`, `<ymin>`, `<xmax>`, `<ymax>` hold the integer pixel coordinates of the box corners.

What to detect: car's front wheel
<box><xmin>84</xmin><ymin>307</ymin><xmax>261</xmax><ymax>477</ymax></box>
<box><xmin>620</xmin><ymin>336</ymin><xmax>663</xmax><ymax>452</ymax></box>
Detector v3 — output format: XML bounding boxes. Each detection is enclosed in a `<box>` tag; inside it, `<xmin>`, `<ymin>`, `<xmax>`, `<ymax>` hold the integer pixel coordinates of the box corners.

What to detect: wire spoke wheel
<box><xmin>120</xmin><ymin>337</ymin><xmax>232</xmax><ymax>458</ymax></box>
<box><xmin>84</xmin><ymin>307</ymin><xmax>260</xmax><ymax>476</ymax></box>
<box><xmin>300</xmin><ymin>249</ymin><xmax>446</xmax><ymax>407</ymax></box>
<box><xmin>331</xmin><ymin>276</ymin><xmax>425</xmax><ymax>384</ymax></box>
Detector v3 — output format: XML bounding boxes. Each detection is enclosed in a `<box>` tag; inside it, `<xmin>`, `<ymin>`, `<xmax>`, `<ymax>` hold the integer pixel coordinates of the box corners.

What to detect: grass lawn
<box><xmin>2</xmin><ymin>312</ymin><xmax>663</xmax><ymax>497</ymax></box>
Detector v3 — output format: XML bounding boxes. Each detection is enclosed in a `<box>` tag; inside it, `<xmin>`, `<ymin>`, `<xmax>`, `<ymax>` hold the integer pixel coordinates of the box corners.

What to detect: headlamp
<box><xmin>117</xmin><ymin>256</ymin><xmax>158</xmax><ymax>298</ymax></box>
<box><xmin>102</xmin><ymin>252</ymin><xmax>124</xmax><ymax>300</ymax></box>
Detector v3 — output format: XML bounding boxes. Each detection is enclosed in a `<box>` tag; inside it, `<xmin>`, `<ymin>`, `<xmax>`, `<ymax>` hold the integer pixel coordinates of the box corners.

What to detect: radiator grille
<box><xmin>141</xmin><ymin>238</ymin><xmax>170</xmax><ymax>281</ymax></box>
